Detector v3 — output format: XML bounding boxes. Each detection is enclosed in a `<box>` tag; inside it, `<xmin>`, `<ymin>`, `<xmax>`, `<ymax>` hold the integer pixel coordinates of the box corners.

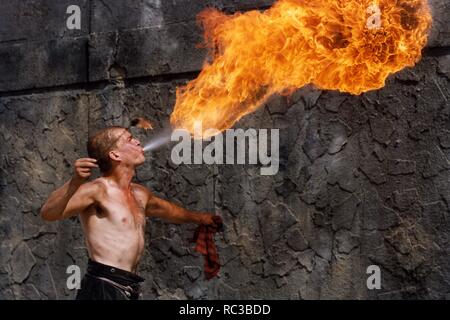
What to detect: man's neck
<box><xmin>104</xmin><ymin>165</ymin><xmax>135</xmax><ymax>190</ymax></box>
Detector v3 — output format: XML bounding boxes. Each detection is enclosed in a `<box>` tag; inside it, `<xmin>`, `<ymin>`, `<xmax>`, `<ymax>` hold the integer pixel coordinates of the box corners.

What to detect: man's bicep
<box><xmin>145</xmin><ymin>194</ymin><xmax>174</xmax><ymax>218</ymax></box>
<box><xmin>62</xmin><ymin>183</ymin><xmax>98</xmax><ymax>218</ymax></box>
<box><xmin>145</xmin><ymin>192</ymin><xmax>201</xmax><ymax>224</ymax></box>
<box><xmin>131</xmin><ymin>184</ymin><xmax>166</xmax><ymax>218</ymax></box>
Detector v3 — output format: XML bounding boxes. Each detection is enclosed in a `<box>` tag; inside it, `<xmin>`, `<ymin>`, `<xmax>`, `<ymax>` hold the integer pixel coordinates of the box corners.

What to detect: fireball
<box><xmin>170</xmin><ymin>0</ymin><xmax>432</xmax><ymax>137</ymax></box>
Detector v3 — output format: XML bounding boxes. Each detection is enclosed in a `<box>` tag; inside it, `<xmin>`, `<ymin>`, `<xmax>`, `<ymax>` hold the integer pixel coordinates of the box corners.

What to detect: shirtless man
<box><xmin>40</xmin><ymin>126</ymin><xmax>220</xmax><ymax>300</ymax></box>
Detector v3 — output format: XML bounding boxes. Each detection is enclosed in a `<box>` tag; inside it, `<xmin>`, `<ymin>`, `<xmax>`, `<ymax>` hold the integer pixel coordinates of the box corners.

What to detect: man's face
<box><xmin>110</xmin><ymin>128</ymin><xmax>145</xmax><ymax>168</ymax></box>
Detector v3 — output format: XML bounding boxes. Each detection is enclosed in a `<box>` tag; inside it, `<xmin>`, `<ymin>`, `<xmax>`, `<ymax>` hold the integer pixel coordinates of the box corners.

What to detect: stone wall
<box><xmin>0</xmin><ymin>0</ymin><xmax>449</xmax><ymax>299</ymax></box>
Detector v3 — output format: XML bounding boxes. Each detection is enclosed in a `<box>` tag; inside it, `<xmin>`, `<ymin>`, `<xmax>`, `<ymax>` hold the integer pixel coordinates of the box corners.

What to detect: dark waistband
<box><xmin>87</xmin><ymin>259</ymin><xmax>145</xmax><ymax>286</ymax></box>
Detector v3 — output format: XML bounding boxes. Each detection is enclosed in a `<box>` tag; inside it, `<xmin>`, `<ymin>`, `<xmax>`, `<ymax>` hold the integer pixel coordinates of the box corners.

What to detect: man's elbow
<box><xmin>40</xmin><ymin>206</ymin><xmax>60</xmax><ymax>222</ymax></box>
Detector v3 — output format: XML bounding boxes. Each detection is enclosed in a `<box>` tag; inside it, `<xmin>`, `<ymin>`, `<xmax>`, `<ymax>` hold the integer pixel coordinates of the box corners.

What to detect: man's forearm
<box><xmin>167</xmin><ymin>203</ymin><xmax>204</xmax><ymax>224</ymax></box>
<box><xmin>40</xmin><ymin>177</ymin><xmax>83</xmax><ymax>221</ymax></box>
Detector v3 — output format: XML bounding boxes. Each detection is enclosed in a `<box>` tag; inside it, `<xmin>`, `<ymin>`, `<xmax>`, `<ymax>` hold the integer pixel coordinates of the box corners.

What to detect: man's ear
<box><xmin>109</xmin><ymin>150</ymin><xmax>121</xmax><ymax>162</ymax></box>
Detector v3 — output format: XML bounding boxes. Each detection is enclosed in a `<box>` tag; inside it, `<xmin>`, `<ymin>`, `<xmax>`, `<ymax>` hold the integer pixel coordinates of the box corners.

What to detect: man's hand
<box><xmin>199</xmin><ymin>214</ymin><xmax>223</xmax><ymax>229</ymax></box>
<box><xmin>73</xmin><ymin>158</ymin><xmax>98</xmax><ymax>182</ymax></box>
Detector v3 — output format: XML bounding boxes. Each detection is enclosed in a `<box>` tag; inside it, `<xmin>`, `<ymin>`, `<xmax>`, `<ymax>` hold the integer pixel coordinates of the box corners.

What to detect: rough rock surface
<box><xmin>0</xmin><ymin>0</ymin><xmax>449</xmax><ymax>299</ymax></box>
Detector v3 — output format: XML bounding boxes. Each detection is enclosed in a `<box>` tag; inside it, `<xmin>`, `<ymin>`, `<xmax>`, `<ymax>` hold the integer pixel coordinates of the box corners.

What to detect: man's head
<box><xmin>87</xmin><ymin>126</ymin><xmax>145</xmax><ymax>174</ymax></box>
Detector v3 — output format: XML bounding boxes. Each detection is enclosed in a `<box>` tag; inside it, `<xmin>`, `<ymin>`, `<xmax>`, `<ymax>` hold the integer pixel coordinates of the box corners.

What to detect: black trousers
<box><xmin>75</xmin><ymin>259</ymin><xmax>145</xmax><ymax>300</ymax></box>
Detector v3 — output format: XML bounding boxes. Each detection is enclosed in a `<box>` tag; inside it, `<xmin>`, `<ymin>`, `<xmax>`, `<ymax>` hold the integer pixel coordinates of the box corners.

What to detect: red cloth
<box><xmin>192</xmin><ymin>216</ymin><xmax>223</xmax><ymax>280</ymax></box>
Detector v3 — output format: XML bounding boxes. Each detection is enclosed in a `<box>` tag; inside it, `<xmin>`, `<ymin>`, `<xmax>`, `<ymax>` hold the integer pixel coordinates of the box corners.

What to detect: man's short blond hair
<box><xmin>87</xmin><ymin>126</ymin><xmax>127</xmax><ymax>173</ymax></box>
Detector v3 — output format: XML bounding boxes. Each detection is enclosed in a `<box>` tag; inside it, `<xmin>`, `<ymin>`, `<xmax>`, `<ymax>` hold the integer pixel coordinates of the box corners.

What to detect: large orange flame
<box><xmin>170</xmin><ymin>0</ymin><xmax>432</xmax><ymax>137</ymax></box>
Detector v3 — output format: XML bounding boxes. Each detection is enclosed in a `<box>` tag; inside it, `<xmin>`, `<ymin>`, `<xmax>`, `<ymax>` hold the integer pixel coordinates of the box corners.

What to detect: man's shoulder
<box><xmin>80</xmin><ymin>178</ymin><xmax>107</xmax><ymax>194</ymax></box>
<box><xmin>131</xmin><ymin>183</ymin><xmax>153</xmax><ymax>203</ymax></box>
<box><xmin>131</xmin><ymin>182</ymin><xmax>150</xmax><ymax>194</ymax></box>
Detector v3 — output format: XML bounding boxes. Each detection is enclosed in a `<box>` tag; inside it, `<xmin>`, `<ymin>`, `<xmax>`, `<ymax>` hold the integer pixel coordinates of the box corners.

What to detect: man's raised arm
<box><xmin>40</xmin><ymin>158</ymin><xmax>99</xmax><ymax>221</ymax></box>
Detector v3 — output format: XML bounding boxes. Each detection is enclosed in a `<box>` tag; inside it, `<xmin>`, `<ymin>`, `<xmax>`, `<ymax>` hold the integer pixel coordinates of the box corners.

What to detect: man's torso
<box><xmin>79</xmin><ymin>178</ymin><xmax>148</xmax><ymax>272</ymax></box>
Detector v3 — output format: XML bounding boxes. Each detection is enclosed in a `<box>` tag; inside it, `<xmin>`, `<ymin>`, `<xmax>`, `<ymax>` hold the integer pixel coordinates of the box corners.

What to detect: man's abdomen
<box><xmin>82</xmin><ymin>218</ymin><xmax>146</xmax><ymax>272</ymax></box>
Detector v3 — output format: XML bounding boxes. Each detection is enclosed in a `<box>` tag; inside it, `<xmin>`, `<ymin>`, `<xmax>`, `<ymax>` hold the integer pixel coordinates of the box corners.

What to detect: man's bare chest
<box><xmin>95</xmin><ymin>191</ymin><xmax>146</xmax><ymax>229</ymax></box>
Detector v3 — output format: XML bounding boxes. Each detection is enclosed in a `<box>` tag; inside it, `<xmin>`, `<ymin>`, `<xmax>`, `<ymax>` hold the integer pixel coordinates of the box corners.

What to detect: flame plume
<box><xmin>170</xmin><ymin>0</ymin><xmax>432</xmax><ymax>137</ymax></box>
